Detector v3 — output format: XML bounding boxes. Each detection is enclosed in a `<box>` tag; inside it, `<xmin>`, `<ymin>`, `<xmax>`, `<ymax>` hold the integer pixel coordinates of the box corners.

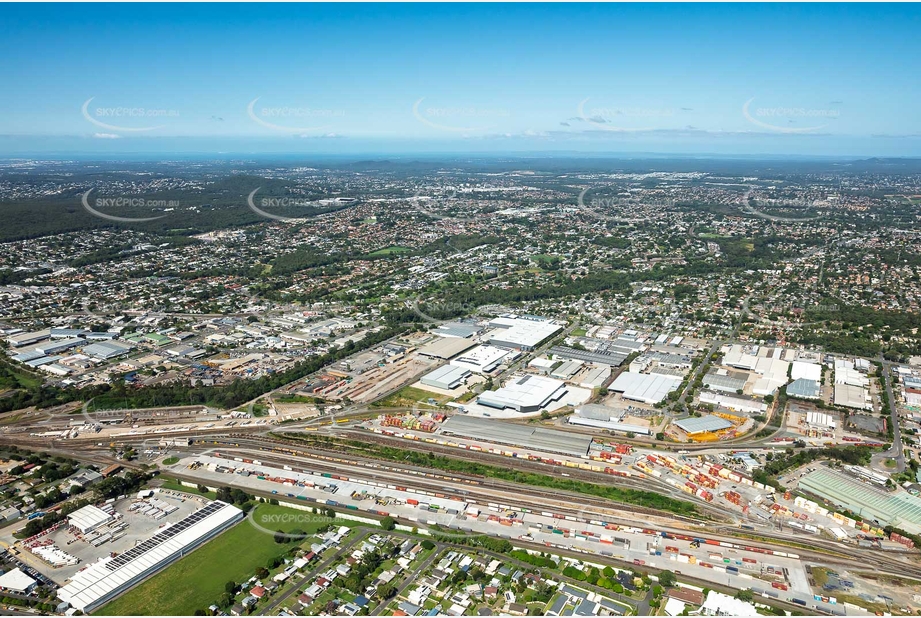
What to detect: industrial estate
<box><xmin>1</xmin><ymin>154</ymin><xmax>921</xmax><ymax>618</ymax></box>
<box><xmin>3</xmin><ymin>2</ymin><xmax>921</xmax><ymax>616</ymax></box>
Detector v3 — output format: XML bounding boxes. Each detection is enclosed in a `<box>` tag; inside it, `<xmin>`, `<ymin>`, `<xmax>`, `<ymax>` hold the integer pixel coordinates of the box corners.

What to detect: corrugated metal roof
<box><xmin>673</xmin><ymin>415</ymin><xmax>732</xmax><ymax>434</ymax></box>
<box><xmin>439</xmin><ymin>415</ymin><xmax>592</xmax><ymax>457</ymax></box>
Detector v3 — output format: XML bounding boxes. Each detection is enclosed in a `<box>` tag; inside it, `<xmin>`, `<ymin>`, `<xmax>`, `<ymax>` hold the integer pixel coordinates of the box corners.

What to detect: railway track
<box><xmin>187</xmin><ymin>435</ymin><xmax>921</xmax><ymax>579</ymax></box>
<box><xmin>171</xmin><ymin>446</ymin><xmax>921</xmax><ymax>577</ymax></box>
<box><xmin>288</xmin><ymin>428</ymin><xmax>736</xmax><ymax>520</ymax></box>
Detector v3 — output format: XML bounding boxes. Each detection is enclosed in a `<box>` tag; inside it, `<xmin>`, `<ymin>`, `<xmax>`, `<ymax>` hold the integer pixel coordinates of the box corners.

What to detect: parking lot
<box><xmin>16</xmin><ymin>491</ymin><xmax>205</xmax><ymax>585</ymax></box>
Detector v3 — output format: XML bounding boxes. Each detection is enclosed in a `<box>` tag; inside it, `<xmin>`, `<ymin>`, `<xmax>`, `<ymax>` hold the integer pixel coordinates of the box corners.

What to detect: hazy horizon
<box><xmin>3</xmin><ymin>3</ymin><xmax>921</xmax><ymax>157</ymax></box>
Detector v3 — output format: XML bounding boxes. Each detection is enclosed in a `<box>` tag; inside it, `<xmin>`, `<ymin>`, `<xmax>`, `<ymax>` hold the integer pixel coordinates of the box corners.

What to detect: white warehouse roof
<box><xmin>609</xmin><ymin>372</ymin><xmax>681</xmax><ymax>404</ymax></box>
<box><xmin>420</xmin><ymin>364</ymin><xmax>470</xmax><ymax>390</ymax></box>
<box><xmin>451</xmin><ymin>345</ymin><xmax>511</xmax><ymax>374</ymax></box>
<box><xmin>790</xmin><ymin>360</ymin><xmax>822</xmax><ymax>382</ymax></box>
<box><xmin>0</xmin><ymin>568</ymin><xmax>37</xmax><ymax>592</ymax></box>
<box><xmin>67</xmin><ymin>504</ymin><xmax>114</xmax><ymax>534</ymax></box>
<box><xmin>58</xmin><ymin>501</ymin><xmax>243</xmax><ymax>612</ymax></box>
<box><xmin>477</xmin><ymin>374</ymin><xmax>567</xmax><ymax>412</ymax></box>
<box><xmin>487</xmin><ymin>316</ymin><xmax>562</xmax><ymax>350</ymax></box>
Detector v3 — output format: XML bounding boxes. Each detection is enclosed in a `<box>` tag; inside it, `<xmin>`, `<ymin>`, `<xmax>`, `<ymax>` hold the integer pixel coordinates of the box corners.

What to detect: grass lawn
<box><xmin>97</xmin><ymin>503</ymin><xmax>348</xmax><ymax>616</ymax></box>
<box><xmin>162</xmin><ymin>456</ymin><xmax>179</xmax><ymax>465</ymax></box>
<box><xmin>371</xmin><ymin>385</ymin><xmax>448</xmax><ymax>408</ymax></box>
<box><xmin>158</xmin><ymin>478</ymin><xmax>216</xmax><ymax>499</ymax></box>
<box><xmin>571</xmin><ymin>327</ymin><xmax>587</xmax><ymax>337</ymax></box>
<box><xmin>366</xmin><ymin>246</ymin><xmax>411</xmax><ymax>257</ymax></box>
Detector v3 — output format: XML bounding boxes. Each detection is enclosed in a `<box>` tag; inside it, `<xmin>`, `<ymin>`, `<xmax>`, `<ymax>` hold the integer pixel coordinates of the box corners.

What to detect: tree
<box><xmin>225</xmin><ymin>581</ymin><xmax>237</xmax><ymax>594</ymax></box>
<box><xmin>380</xmin><ymin>516</ymin><xmax>396</xmax><ymax>531</ymax></box>
<box><xmin>658</xmin><ymin>570</ymin><xmax>677</xmax><ymax>588</ymax></box>
<box><xmin>256</xmin><ymin>567</ymin><xmax>269</xmax><ymax>580</ymax></box>
<box><xmin>377</xmin><ymin>583</ymin><xmax>397</xmax><ymax>599</ymax></box>
<box><xmin>736</xmin><ymin>589</ymin><xmax>754</xmax><ymax>603</ymax></box>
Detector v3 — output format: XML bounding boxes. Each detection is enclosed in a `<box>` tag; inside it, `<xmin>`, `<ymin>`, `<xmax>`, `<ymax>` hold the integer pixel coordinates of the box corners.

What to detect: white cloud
<box><xmin>93</xmin><ymin>133</ymin><xmax>122</xmax><ymax>139</ymax></box>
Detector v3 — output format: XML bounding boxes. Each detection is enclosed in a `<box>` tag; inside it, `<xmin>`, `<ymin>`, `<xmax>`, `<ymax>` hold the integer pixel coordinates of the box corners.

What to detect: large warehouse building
<box><xmin>569</xmin><ymin>404</ymin><xmax>651</xmax><ymax>436</ymax></box>
<box><xmin>477</xmin><ymin>374</ymin><xmax>567</xmax><ymax>412</ymax></box>
<box><xmin>673</xmin><ymin>415</ymin><xmax>733</xmax><ymax>435</ymax></box>
<box><xmin>609</xmin><ymin>372</ymin><xmax>681</xmax><ymax>405</ymax></box>
<box><xmin>439</xmin><ymin>415</ymin><xmax>593</xmax><ymax>457</ymax></box>
<box><xmin>698</xmin><ymin>391</ymin><xmax>767</xmax><ymax>415</ymax></box>
<box><xmin>799</xmin><ymin>468</ymin><xmax>921</xmax><ymax>535</ymax></box>
<box><xmin>420</xmin><ymin>364</ymin><xmax>471</xmax><ymax>390</ymax></box>
<box><xmin>550</xmin><ymin>345</ymin><xmax>628</xmax><ymax>367</ymax></box>
<box><xmin>68</xmin><ymin>504</ymin><xmax>115</xmax><ymax>535</ymax></box>
<box><xmin>417</xmin><ymin>336</ymin><xmax>477</xmax><ymax>360</ymax></box>
<box><xmin>487</xmin><ymin>315</ymin><xmax>562</xmax><ymax>351</ymax></box>
<box><xmin>450</xmin><ymin>345</ymin><xmax>512</xmax><ymax>374</ymax></box>
<box><xmin>834</xmin><ymin>383</ymin><xmax>871</xmax><ymax>410</ymax></box>
<box><xmin>58</xmin><ymin>500</ymin><xmax>244</xmax><ymax>613</ymax></box>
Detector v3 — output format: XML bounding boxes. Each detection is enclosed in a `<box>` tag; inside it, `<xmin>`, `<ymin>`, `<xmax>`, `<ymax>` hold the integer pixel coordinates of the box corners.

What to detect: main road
<box><xmin>878</xmin><ymin>355</ymin><xmax>905</xmax><ymax>472</ymax></box>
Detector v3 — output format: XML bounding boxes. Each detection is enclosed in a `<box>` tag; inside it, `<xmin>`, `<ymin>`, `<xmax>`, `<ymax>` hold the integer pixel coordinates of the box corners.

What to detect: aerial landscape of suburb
<box><xmin>1</xmin><ymin>2</ymin><xmax>921</xmax><ymax>617</ymax></box>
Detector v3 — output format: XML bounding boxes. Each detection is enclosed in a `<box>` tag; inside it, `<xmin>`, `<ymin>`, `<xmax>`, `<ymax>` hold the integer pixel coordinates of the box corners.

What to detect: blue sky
<box><xmin>1</xmin><ymin>3</ymin><xmax>920</xmax><ymax>157</ymax></box>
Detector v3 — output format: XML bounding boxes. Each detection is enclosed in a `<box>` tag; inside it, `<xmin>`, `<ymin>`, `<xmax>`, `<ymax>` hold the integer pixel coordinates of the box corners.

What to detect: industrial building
<box><xmin>790</xmin><ymin>360</ymin><xmax>822</xmax><ymax>382</ymax></box>
<box><xmin>82</xmin><ymin>339</ymin><xmax>134</xmax><ymax>361</ymax></box>
<box><xmin>698</xmin><ymin>391</ymin><xmax>767</xmax><ymax>415</ymax></box>
<box><xmin>834</xmin><ymin>359</ymin><xmax>870</xmax><ymax>388</ymax></box>
<box><xmin>420</xmin><ymin>364</ymin><xmax>471</xmax><ymax>390</ymax></box>
<box><xmin>702</xmin><ymin>370</ymin><xmax>747</xmax><ymax>394</ymax></box>
<box><xmin>804</xmin><ymin>410</ymin><xmax>837</xmax><ymax>430</ymax></box>
<box><xmin>751</xmin><ymin>356</ymin><xmax>790</xmax><ymax>396</ymax></box>
<box><xmin>6</xmin><ymin>328</ymin><xmax>50</xmax><ymax>348</ymax></box>
<box><xmin>417</xmin><ymin>336</ymin><xmax>477</xmax><ymax>360</ymax></box>
<box><xmin>68</xmin><ymin>504</ymin><xmax>115</xmax><ymax>534</ymax></box>
<box><xmin>450</xmin><ymin>345</ymin><xmax>513</xmax><ymax>374</ymax></box>
<box><xmin>673</xmin><ymin>415</ymin><xmax>733</xmax><ymax>435</ymax></box>
<box><xmin>434</xmin><ymin>322</ymin><xmax>482</xmax><ymax>339</ymax></box>
<box><xmin>550</xmin><ymin>359</ymin><xmax>583</xmax><ymax>381</ymax></box>
<box><xmin>787</xmin><ymin>378</ymin><xmax>821</xmax><ymax>399</ymax></box>
<box><xmin>439</xmin><ymin>415</ymin><xmax>593</xmax><ymax>457</ymax></box>
<box><xmin>58</xmin><ymin>500</ymin><xmax>244</xmax><ymax>613</ymax></box>
<box><xmin>549</xmin><ymin>345</ymin><xmax>628</xmax><ymax>367</ymax></box>
<box><xmin>579</xmin><ymin>364</ymin><xmax>611</xmax><ymax>389</ymax></box>
<box><xmin>50</xmin><ymin>328</ymin><xmax>89</xmax><ymax>339</ymax></box>
<box><xmin>799</xmin><ymin>468</ymin><xmax>921</xmax><ymax>535</ymax></box>
<box><xmin>834</xmin><ymin>384</ymin><xmax>871</xmax><ymax>410</ymax></box>
<box><xmin>609</xmin><ymin>372</ymin><xmax>681</xmax><ymax>405</ymax></box>
<box><xmin>487</xmin><ymin>315</ymin><xmax>562</xmax><ymax>351</ymax></box>
<box><xmin>641</xmin><ymin>351</ymin><xmax>693</xmax><ymax>370</ymax></box>
<box><xmin>0</xmin><ymin>568</ymin><xmax>37</xmax><ymax>594</ymax></box>
<box><xmin>722</xmin><ymin>344</ymin><xmax>760</xmax><ymax>371</ymax></box>
<box><xmin>477</xmin><ymin>374</ymin><xmax>567</xmax><ymax>412</ymax></box>
<box><xmin>569</xmin><ymin>404</ymin><xmax>651</xmax><ymax>436</ymax></box>
<box><xmin>35</xmin><ymin>338</ymin><xmax>84</xmax><ymax>356</ymax></box>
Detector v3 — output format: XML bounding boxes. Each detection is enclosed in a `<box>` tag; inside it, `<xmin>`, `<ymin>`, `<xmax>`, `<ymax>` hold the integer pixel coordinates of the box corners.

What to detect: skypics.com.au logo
<box><xmin>247</xmin><ymin>97</ymin><xmax>345</xmax><ymax>134</ymax></box>
<box><xmin>248</xmin><ymin>509</ymin><xmax>338</xmax><ymax>541</ymax></box>
<box><xmin>575</xmin><ymin>187</ymin><xmax>647</xmax><ymax>224</ymax></box>
<box><xmin>409</xmin><ymin>188</ymin><xmax>476</xmax><ymax>224</ymax></box>
<box><xmin>742</xmin><ymin>97</ymin><xmax>839</xmax><ymax>134</ymax></box>
<box><xmin>412</xmin><ymin>98</ymin><xmax>510</xmax><ymax>133</ymax></box>
<box><xmin>81</xmin><ymin>189</ymin><xmax>174</xmax><ymax>223</ymax></box>
<box><xmin>246</xmin><ymin>187</ymin><xmax>311</xmax><ymax>223</ymax></box>
<box><xmin>576</xmin><ymin>98</ymin><xmax>674</xmax><ymax>132</ymax></box>
<box><xmin>81</xmin><ymin>98</ymin><xmax>179</xmax><ymax>134</ymax></box>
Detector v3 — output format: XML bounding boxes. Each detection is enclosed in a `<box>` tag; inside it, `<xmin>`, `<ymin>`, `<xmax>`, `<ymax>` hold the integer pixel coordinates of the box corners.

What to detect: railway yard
<box><xmin>2</xmin><ymin>346</ymin><xmax>921</xmax><ymax>616</ymax></box>
<box><xmin>5</xmin><ymin>416</ymin><xmax>920</xmax><ymax>615</ymax></box>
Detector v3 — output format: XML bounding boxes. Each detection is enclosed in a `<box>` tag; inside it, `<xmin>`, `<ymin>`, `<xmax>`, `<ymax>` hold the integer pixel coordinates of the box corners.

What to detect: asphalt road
<box><xmin>879</xmin><ymin>355</ymin><xmax>906</xmax><ymax>472</ymax></box>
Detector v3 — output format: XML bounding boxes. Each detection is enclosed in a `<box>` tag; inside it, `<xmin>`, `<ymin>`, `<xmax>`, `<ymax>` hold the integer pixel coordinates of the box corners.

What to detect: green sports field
<box><xmin>97</xmin><ymin>503</ymin><xmax>357</xmax><ymax>616</ymax></box>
